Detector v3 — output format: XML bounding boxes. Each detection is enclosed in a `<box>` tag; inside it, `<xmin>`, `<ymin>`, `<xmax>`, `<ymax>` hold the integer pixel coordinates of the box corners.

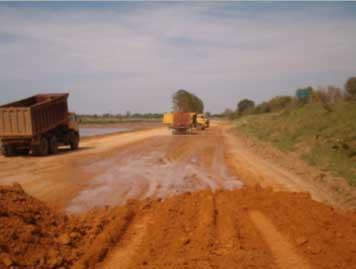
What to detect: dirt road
<box><xmin>1</xmin><ymin>123</ymin><xmax>356</xmax><ymax>269</ymax></box>
<box><xmin>0</xmin><ymin>124</ymin><xmax>244</xmax><ymax>212</ymax></box>
<box><xmin>0</xmin><ymin>122</ymin><xmax>351</xmax><ymax>210</ymax></box>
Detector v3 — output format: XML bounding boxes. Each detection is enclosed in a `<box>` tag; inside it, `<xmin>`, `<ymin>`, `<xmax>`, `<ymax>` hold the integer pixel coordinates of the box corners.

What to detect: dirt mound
<box><xmin>101</xmin><ymin>186</ymin><xmax>356</xmax><ymax>269</ymax></box>
<box><xmin>1</xmin><ymin>183</ymin><xmax>356</xmax><ymax>269</ymax></box>
<box><xmin>0</xmin><ymin>184</ymin><xmax>136</xmax><ymax>269</ymax></box>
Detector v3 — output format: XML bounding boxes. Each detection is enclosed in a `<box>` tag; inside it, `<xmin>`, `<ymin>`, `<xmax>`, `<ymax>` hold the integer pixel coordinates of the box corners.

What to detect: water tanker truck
<box><xmin>0</xmin><ymin>93</ymin><xmax>79</xmax><ymax>157</ymax></box>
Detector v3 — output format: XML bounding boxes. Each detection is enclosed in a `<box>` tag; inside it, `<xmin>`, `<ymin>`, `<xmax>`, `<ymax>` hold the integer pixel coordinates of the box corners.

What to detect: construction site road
<box><xmin>1</xmin><ymin>122</ymin><xmax>356</xmax><ymax>269</ymax></box>
<box><xmin>0</xmin><ymin>122</ymin><xmax>354</xmax><ymax>211</ymax></box>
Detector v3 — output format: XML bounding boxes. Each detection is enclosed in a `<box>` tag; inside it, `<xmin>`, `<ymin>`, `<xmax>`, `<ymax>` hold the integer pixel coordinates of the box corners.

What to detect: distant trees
<box><xmin>253</xmin><ymin>96</ymin><xmax>294</xmax><ymax>114</ymax></box>
<box><xmin>345</xmin><ymin>77</ymin><xmax>356</xmax><ymax>99</ymax></box>
<box><xmin>172</xmin><ymin>89</ymin><xmax>204</xmax><ymax>113</ymax></box>
<box><xmin>314</xmin><ymin>86</ymin><xmax>343</xmax><ymax>112</ymax></box>
<box><xmin>226</xmin><ymin>77</ymin><xmax>356</xmax><ymax>120</ymax></box>
<box><xmin>237</xmin><ymin>99</ymin><xmax>255</xmax><ymax>114</ymax></box>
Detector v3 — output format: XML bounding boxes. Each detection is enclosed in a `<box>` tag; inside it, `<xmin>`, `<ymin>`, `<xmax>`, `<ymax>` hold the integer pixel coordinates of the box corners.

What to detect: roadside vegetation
<box><xmin>232</xmin><ymin>77</ymin><xmax>356</xmax><ymax>185</ymax></box>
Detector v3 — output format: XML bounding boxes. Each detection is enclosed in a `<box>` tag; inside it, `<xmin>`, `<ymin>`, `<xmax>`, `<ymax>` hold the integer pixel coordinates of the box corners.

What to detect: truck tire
<box><xmin>33</xmin><ymin>137</ymin><xmax>49</xmax><ymax>156</ymax></box>
<box><xmin>1</xmin><ymin>145</ymin><xmax>16</xmax><ymax>157</ymax></box>
<box><xmin>49</xmin><ymin>136</ymin><xmax>58</xmax><ymax>154</ymax></box>
<box><xmin>17</xmin><ymin>149</ymin><xmax>29</xmax><ymax>155</ymax></box>
<box><xmin>69</xmin><ymin>132</ymin><xmax>79</xmax><ymax>150</ymax></box>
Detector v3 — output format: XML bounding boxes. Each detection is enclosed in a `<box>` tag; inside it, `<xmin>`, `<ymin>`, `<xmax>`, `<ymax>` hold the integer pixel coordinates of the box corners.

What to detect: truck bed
<box><xmin>172</xmin><ymin>112</ymin><xmax>192</xmax><ymax>130</ymax></box>
<box><xmin>0</xmin><ymin>94</ymin><xmax>69</xmax><ymax>138</ymax></box>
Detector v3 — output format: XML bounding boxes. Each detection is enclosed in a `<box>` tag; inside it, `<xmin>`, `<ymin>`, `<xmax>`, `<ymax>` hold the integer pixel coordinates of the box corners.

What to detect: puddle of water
<box><xmin>80</xmin><ymin>127</ymin><xmax>132</xmax><ymax>137</ymax></box>
<box><xmin>67</xmin><ymin>144</ymin><xmax>242</xmax><ymax>214</ymax></box>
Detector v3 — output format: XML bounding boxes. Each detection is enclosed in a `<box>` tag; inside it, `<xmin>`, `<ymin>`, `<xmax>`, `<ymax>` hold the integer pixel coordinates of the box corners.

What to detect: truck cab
<box><xmin>196</xmin><ymin>114</ymin><xmax>209</xmax><ymax>130</ymax></box>
<box><xmin>162</xmin><ymin>112</ymin><xmax>173</xmax><ymax>128</ymax></box>
<box><xmin>68</xmin><ymin>113</ymin><xmax>80</xmax><ymax>133</ymax></box>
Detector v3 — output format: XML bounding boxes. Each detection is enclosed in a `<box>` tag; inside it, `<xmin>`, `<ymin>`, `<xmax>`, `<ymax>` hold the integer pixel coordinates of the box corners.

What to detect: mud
<box><xmin>0</xmin><ymin>127</ymin><xmax>169</xmax><ymax>210</ymax></box>
<box><xmin>67</xmin><ymin>130</ymin><xmax>241</xmax><ymax>213</ymax></box>
<box><xmin>80</xmin><ymin>127</ymin><xmax>132</xmax><ymax>137</ymax></box>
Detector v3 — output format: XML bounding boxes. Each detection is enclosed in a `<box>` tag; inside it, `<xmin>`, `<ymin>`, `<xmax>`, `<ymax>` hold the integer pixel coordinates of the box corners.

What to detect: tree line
<box><xmin>225</xmin><ymin>77</ymin><xmax>356</xmax><ymax>118</ymax></box>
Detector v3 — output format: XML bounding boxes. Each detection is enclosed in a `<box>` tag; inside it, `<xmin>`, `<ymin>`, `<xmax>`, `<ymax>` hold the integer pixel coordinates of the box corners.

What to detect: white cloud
<box><xmin>0</xmin><ymin>3</ymin><xmax>356</xmax><ymax>113</ymax></box>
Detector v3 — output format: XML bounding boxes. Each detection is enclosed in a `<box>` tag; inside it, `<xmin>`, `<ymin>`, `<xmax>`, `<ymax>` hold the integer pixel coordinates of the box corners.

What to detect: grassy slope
<box><xmin>235</xmin><ymin>102</ymin><xmax>356</xmax><ymax>185</ymax></box>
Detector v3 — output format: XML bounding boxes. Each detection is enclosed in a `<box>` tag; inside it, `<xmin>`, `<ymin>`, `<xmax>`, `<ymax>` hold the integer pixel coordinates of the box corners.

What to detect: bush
<box><xmin>237</xmin><ymin>99</ymin><xmax>255</xmax><ymax>115</ymax></box>
<box><xmin>254</xmin><ymin>102</ymin><xmax>271</xmax><ymax>114</ymax></box>
<box><xmin>313</xmin><ymin>86</ymin><xmax>343</xmax><ymax>112</ymax></box>
<box><xmin>267</xmin><ymin>96</ymin><xmax>294</xmax><ymax>112</ymax></box>
<box><xmin>345</xmin><ymin>77</ymin><xmax>356</xmax><ymax>99</ymax></box>
<box><xmin>252</xmin><ymin>96</ymin><xmax>294</xmax><ymax>114</ymax></box>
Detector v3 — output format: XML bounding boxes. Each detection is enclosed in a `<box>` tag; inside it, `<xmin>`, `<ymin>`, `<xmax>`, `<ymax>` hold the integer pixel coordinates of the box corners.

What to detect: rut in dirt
<box><xmin>97</xmin><ymin>187</ymin><xmax>356</xmax><ymax>269</ymax></box>
<box><xmin>2</xmin><ymin>183</ymin><xmax>356</xmax><ymax>269</ymax></box>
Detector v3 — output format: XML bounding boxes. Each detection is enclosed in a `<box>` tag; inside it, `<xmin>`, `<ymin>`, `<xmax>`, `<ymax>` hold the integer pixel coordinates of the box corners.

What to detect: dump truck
<box><xmin>162</xmin><ymin>112</ymin><xmax>173</xmax><ymax>127</ymax></box>
<box><xmin>0</xmin><ymin>93</ymin><xmax>79</xmax><ymax>157</ymax></box>
<box><xmin>196</xmin><ymin>114</ymin><xmax>209</xmax><ymax>130</ymax></box>
<box><xmin>171</xmin><ymin>112</ymin><xmax>196</xmax><ymax>134</ymax></box>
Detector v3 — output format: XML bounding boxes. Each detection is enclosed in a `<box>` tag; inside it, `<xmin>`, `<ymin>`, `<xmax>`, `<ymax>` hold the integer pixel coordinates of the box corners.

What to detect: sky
<box><xmin>0</xmin><ymin>2</ymin><xmax>356</xmax><ymax>114</ymax></box>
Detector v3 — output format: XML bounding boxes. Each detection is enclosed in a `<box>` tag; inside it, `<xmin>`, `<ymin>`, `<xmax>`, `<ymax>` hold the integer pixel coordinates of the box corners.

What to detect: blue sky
<box><xmin>1</xmin><ymin>2</ymin><xmax>356</xmax><ymax>114</ymax></box>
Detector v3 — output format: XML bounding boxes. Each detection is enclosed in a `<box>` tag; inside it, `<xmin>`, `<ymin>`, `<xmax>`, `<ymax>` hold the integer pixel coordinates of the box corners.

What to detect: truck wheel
<box><xmin>17</xmin><ymin>149</ymin><xmax>29</xmax><ymax>155</ymax></box>
<box><xmin>1</xmin><ymin>145</ymin><xmax>16</xmax><ymax>157</ymax></box>
<box><xmin>69</xmin><ymin>132</ymin><xmax>79</xmax><ymax>150</ymax></box>
<box><xmin>49</xmin><ymin>136</ymin><xmax>58</xmax><ymax>154</ymax></box>
<box><xmin>33</xmin><ymin>137</ymin><xmax>49</xmax><ymax>156</ymax></box>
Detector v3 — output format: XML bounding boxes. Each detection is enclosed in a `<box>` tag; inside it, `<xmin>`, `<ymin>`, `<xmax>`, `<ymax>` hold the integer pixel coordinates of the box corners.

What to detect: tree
<box><xmin>172</xmin><ymin>89</ymin><xmax>204</xmax><ymax>113</ymax></box>
<box><xmin>237</xmin><ymin>99</ymin><xmax>255</xmax><ymax>114</ymax></box>
<box><xmin>345</xmin><ymin>77</ymin><xmax>356</xmax><ymax>99</ymax></box>
<box><xmin>314</xmin><ymin>85</ymin><xmax>343</xmax><ymax>112</ymax></box>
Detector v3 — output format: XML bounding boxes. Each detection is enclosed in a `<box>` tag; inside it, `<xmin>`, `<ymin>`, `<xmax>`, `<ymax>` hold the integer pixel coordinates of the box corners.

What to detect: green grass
<box><xmin>235</xmin><ymin>101</ymin><xmax>356</xmax><ymax>185</ymax></box>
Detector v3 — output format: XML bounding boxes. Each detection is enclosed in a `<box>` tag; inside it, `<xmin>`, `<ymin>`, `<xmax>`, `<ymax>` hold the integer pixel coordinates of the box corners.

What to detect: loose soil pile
<box><xmin>1</xmin><ymin>183</ymin><xmax>356</xmax><ymax>269</ymax></box>
<box><xmin>106</xmin><ymin>186</ymin><xmax>356</xmax><ymax>269</ymax></box>
<box><xmin>0</xmin><ymin>184</ymin><xmax>136</xmax><ymax>269</ymax></box>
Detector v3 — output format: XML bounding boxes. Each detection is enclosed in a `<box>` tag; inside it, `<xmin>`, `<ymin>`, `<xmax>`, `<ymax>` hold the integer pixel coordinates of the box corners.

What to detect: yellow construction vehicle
<box><xmin>162</xmin><ymin>112</ymin><xmax>173</xmax><ymax>127</ymax></box>
<box><xmin>196</xmin><ymin>114</ymin><xmax>209</xmax><ymax>130</ymax></box>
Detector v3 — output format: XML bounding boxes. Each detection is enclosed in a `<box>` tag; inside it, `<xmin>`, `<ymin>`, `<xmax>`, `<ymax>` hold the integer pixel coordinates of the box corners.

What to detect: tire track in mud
<box><xmin>100</xmin><ymin>214</ymin><xmax>152</xmax><ymax>269</ymax></box>
<box><xmin>249</xmin><ymin>210</ymin><xmax>313</xmax><ymax>269</ymax></box>
<box><xmin>194</xmin><ymin>192</ymin><xmax>217</xmax><ymax>269</ymax></box>
<box><xmin>213</xmin><ymin>192</ymin><xmax>276</xmax><ymax>269</ymax></box>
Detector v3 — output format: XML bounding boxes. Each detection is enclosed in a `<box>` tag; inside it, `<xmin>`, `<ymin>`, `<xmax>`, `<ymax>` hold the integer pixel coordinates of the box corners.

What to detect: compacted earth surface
<box><xmin>1</xmin><ymin>123</ymin><xmax>356</xmax><ymax>268</ymax></box>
